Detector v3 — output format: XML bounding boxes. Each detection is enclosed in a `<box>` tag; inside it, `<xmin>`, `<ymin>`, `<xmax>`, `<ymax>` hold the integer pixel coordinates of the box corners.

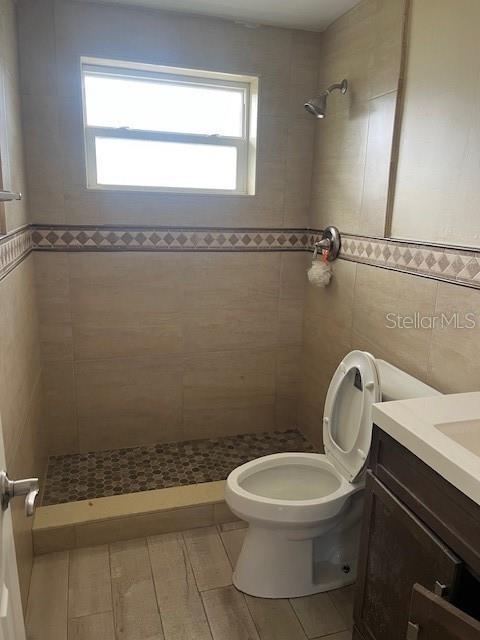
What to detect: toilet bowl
<box><xmin>225</xmin><ymin>350</ymin><xmax>441</xmax><ymax>598</ymax></box>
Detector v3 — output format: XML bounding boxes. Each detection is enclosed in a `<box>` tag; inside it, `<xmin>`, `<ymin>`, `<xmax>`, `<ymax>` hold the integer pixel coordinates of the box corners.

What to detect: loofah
<box><xmin>307</xmin><ymin>260</ymin><xmax>332</xmax><ymax>287</ymax></box>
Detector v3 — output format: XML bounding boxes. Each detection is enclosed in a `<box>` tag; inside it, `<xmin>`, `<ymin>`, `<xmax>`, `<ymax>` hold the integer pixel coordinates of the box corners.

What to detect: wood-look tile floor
<box><xmin>26</xmin><ymin>522</ymin><xmax>354</xmax><ymax>640</ymax></box>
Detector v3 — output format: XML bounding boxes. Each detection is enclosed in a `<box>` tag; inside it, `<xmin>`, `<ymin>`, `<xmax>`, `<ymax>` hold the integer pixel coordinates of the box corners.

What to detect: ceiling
<box><xmin>83</xmin><ymin>0</ymin><xmax>361</xmax><ymax>31</ymax></box>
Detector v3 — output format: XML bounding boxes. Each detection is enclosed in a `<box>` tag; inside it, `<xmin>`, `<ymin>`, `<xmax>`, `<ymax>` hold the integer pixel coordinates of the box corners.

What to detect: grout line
<box><xmin>65</xmin><ymin>251</ymin><xmax>81</xmax><ymax>453</ymax></box>
<box><xmin>328</xmin><ymin>587</ymin><xmax>354</xmax><ymax>632</ymax></box>
<box><xmin>241</xmin><ymin>590</ymin><xmax>264</xmax><ymax>640</ymax></box>
<box><xmin>145</xmin><ymin>536</ymin><xmax>163</xmax><ymax>628</ymax></box>
<box><xmin>424</xmin><ymin>279</ymin><xmax>440</xmax><ymax>388</ymax></box>
<box><xmin>285</xmin><ymin>598</ymin><xmax>309</xmax><ymax>640</ymax></box>
<box><xmin>216</xmin><ymin>524</ymin><xmax>235</xmax><ymax>572</ymax></box>
<box><xmin>312</xmin><ymin>631</ymin><xmax>353</xmax><ymax>640</ymax></box>
<box><xmin>65</xmin><ymin>548</ymin><xmax>71</xmax><ymax>639</ymax></box>
<box><xmin>143</xmin><ymin>537</ymin><xmax>166</xmax><ymax>640</ymax></box>
<box><xmin>289</xmin><ymin>598</ymin><xmax>312</xmax><ymax>639</ymax></box>
<box><xmin>106</xmin><ymin>542</ymin><xmax>116</xmax><ymax>639</ymax></box>
<box><xmin>68</xmin><ymin>608</ymin><xmax>114</xmax><ymax>622</ymax></box>
<box><xmin>179</xmin><ymin>531</ymin><xmax>215</xmax><ymax>640</ymax></box>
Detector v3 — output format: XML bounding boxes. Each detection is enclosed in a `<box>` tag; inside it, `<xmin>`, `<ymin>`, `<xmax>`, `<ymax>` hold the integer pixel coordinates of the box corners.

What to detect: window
<box><xmin>81</xmin><ymin>58</ymin><xmax>258</xmax><ymax>194</ymax></box>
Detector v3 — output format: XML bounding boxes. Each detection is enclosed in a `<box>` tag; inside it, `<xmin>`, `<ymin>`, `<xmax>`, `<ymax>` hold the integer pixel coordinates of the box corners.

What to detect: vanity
<box><xmin>353</xmin><ymin>392</ymin><xmax>480</xmax><ymax>640</ymax></box>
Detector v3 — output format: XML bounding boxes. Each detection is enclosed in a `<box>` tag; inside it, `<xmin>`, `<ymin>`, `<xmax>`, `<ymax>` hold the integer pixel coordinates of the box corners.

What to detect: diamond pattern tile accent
<box><xmin>336</xmin><ymin>234</ymin><xmax>480</xmax><ymax>289</ymax></box>
<box><xmin>42</xmin><ymin>429</ymin><xmax>316</xmax><ymax>506</ymax></box>
<box><xmin>466</xmin><ymin>259</ymin><xmax>480</xmax><ymax>278</ymax></box>
<box><xmin>32</xmin><ymin>227</ymin><xmax>310</xmax><ymax>252</ymax></box>
<box><xmin>0</xmin><ymin>225</ymin><xmax>478</xmax><ymax>291</ymax></box>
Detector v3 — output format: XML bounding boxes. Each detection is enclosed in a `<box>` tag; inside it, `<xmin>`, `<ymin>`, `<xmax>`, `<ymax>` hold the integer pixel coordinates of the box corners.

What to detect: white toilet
<box><xmin>225</xmin><ymin>350</ymin><xmax>441</xmax><ymax>599</ymax></box>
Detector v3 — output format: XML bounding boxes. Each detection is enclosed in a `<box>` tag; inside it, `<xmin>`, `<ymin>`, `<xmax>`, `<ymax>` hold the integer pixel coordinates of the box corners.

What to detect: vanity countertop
<box><xmin>372</xmin><ymin>391</ymin><xmax>480</xmax><ymax>507</ymax></box>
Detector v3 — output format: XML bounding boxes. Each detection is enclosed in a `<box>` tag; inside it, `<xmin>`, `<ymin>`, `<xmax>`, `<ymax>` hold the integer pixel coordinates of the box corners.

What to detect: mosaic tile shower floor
<box><xmin>42</xmin><ymin>429</ymin><xmax>316</xmax><ymax>506</ymax></box>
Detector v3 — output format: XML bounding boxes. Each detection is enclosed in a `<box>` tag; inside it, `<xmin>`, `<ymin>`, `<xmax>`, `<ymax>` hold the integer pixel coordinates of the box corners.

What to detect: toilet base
<box><xmin>232</xmin><ymin>498</ymin><xmax>362</xmax><ymax>598</ymax></box>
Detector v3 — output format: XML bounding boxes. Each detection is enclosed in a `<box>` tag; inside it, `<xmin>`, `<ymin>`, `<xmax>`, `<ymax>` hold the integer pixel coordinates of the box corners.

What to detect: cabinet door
<box><xmin>354</xmin><ymin>472</ymin><xmax>462</xmax><ymax>640</ymax></box>
<box><xmin>408</xmin><ymin>584</ymin><xmax>480</xmax><ymax>639</ymax></box>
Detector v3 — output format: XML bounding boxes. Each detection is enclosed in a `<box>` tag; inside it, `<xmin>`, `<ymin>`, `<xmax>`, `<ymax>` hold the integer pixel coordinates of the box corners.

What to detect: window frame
<box><xmin>80</xmin><ymin>57</ymin><xmax>258</xmax><ymax>195</ymax></box>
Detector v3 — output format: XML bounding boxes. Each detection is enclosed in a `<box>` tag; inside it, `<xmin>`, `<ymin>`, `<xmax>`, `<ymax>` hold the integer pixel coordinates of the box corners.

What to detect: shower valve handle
<box><xmin>313</xmin><ymin>226</ymin><xmax>341</xmax><ymax>262</ymax></box>
<box><xmin>0</xmin><ymin>470</ymin><xmax>39</xmax><ymax>517</ymax></box>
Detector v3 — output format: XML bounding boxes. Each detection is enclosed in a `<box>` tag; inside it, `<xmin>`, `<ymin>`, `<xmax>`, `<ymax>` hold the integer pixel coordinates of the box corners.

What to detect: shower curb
<box><xmin>33</xmin><ymin>480</ymin><xmax>237</xmax><ymax>554</ymax></box>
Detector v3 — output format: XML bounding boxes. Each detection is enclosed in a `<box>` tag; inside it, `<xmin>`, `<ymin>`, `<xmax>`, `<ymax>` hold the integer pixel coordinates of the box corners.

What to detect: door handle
<box><xmin>0</xmin><ymin>471</ymin><xmax>39</xmax><ymax>517</ymax></box>
<box><xmin>0</xmin><ymin>191</ymin><xmax>22</xmax><ymax>202</ymax></box>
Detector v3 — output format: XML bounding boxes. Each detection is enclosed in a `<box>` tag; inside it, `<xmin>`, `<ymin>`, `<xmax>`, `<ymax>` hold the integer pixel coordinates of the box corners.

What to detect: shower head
<box><xmin>304</xmin><ymin>79</ymin><xmax>348</xmax><ymax>119</ymax></box>
<box><xmin>304</xmin><ymin>93</ymin><xmax>328</xmax><ymax>119</ymax></box>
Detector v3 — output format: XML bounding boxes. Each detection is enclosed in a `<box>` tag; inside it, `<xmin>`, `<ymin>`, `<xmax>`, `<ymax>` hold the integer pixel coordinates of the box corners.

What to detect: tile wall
<box><xmin>298</xmin><ymin>0</ymin><xmax>480</xmax><ymax>446</ymax></box>
<box><xmin>36</xmin><ymin>250</ymin><xmax>308</xmax><ymax>453</ymax></box>
<box><xmin>299</xmin><ymin>258</ymin><xmax>480</xmax><ymax>447</ymax></box>
<box><xmin>0</xmin><ymin>0</ymin><xmax>46</xmax><ymax>607</ymax></box>
<box><xmin>310</xmin><ymin>0</ymin><xmax>406</xmax><ymax>236</ymax></box>
<box><xmin>15</xmin><ymin>0</ymin><xmax>320</xmax><ymax>454</ymax></box>
<box><xmin>17</xmin><ymin>0</ymin><xmax>321</xmax><ymax>229</ymax></box>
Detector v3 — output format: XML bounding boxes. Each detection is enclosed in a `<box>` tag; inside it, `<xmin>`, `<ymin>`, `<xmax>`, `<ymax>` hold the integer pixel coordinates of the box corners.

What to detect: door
<box><xmin>0</xmin><ymin>416</ymin><xmax>26</xmax><ymax>640</ymax></box>
<box><xmin>354</xmin><ymin>472</ymin><xmax>462</xmax><ymax>640</ymax></box>
<box><xmin>408</xmin><ymin>584</ymin><xmax>480</xmax><ymax>639</ymax></box>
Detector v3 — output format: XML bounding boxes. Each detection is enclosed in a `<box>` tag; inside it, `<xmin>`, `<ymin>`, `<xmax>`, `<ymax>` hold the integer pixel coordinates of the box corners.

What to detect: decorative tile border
<box><xmin>1</xmin><ymin>224</ymin><xmax>480</xmax><ymax>290</ymax></box>
<box><xmin>337</xmin><ymin>233</ymin><xmax>480</xmax><ymax>289</ymax></box>
<box><xmin>0</xmin><ymin>226</ymin><xmax>32</xmax><ymax>282</ymax></box>
<box><xmin>31</xmin><ymin>225</ymin><xmax>309</xmax><ymax>252</ymax></box>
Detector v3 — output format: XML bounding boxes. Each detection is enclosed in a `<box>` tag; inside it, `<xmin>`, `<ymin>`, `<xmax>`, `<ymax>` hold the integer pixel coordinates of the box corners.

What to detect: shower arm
<box><xmin>325</xmin><ymin>82</ymin><xmax>343</xmax><ymax>95</ymax></box>
<box><xmin>324</xmin><ymin>80</ymin><xmax>348</xmax><ymax>96</ymax></box>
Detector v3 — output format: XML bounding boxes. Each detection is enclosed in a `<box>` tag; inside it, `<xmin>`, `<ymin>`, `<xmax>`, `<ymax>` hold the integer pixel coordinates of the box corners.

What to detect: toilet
<box><xmin>225</xmin><ymin>350</ymin><xmax>441</xmax><ymax>599</ymax></box>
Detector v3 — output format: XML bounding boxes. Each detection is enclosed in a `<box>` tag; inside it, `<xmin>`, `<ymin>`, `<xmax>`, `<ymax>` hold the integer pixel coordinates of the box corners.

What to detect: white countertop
<box><xmin>372</xmin><ymin>392</ymin><xmax>480</xmax><ymax>507</ymax></box>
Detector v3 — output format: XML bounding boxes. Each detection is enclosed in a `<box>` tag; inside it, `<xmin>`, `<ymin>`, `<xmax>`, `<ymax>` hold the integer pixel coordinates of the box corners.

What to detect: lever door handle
<box><xmin>0</xmin><ymin>471</ymin><xmax>39</xmax><ymax>517</ymax></box>
<box><xmin>24</xmin><ymin>488</ymin><xmax>39</xmax><ymax>517</ymax></box>
<box><xmin>0</xmin><ymin>190</ymin><xmax>22</xmax><ymax>202</ymax></box>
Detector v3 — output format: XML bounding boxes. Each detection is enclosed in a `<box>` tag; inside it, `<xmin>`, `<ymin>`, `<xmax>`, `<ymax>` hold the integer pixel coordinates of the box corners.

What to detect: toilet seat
<box><xmin>226</xmin><ymin>351</ymin><xmax>381</xmax><ymax>527</ymax></box>
<box><xmin>225</xmin><ymin>453</ymin><xmax>362</xmax><ymax>527</ymax></box>
<box><xmin>323</xmin><ymin>350</ymin><xmax>380</xmax><ymax>482</ymax></box>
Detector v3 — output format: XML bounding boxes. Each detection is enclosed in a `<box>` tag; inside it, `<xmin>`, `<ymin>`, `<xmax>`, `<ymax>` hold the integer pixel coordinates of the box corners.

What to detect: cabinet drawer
<box><xmin>355</xmin><ymin>473</ymin><xmax>462</xmax><ymax>640</ymax></box>
<box><xmin>371</xmin><ymin>427</ymin><xmax>480</xmax><ymax>574</ymax></box>
<box><xmin>408</xmin><ymin>583</ymin><xmax>480</xmax><ymax>640</ymax></box>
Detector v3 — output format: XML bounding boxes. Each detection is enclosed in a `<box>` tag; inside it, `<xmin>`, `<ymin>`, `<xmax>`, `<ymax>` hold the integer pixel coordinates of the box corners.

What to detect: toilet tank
<box><xmin>376</xmin><ymin>359</ymin><xmax>441</xmax><ymax>402</ymax></box>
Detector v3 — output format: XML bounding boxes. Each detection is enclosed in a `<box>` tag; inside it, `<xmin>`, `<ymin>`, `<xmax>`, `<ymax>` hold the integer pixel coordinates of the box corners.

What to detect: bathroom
<box><xmin>1</xmin><ymin>0</ymin><xmax>480</xmax><ymax>637</ymax></box>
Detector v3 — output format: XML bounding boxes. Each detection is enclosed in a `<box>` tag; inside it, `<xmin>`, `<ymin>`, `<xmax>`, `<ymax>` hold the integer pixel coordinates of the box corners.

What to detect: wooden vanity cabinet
<box><xmin>353</xmin><ymin>427</ymin><xmax>480</xmax><ymax>640</ymax></box>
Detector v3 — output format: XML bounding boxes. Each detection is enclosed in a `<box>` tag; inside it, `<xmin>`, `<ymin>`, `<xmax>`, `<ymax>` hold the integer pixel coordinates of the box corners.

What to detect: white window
<box><xmin>81</xmin><ymin>58</ymin><xmax>258</xmax><ymax>195</ymax></box>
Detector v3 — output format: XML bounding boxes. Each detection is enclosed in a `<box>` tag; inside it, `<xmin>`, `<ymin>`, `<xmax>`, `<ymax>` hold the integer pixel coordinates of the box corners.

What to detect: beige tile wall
<box><xmin>310</xmin><ymin>0</ymin><xmax>407</xmax><ymax>236</ymax></box>
<box><xmin>0</xmin><ymin>0</ymin><xmax>28</xmax><ymax>232</ymax></box>
<box><xmin>16</xmin><ymin>0</ymin><xmax>320</xmax><ymax>454</ymax></box>
<box><xmin>0</xmin><ymin>0</ymin><xmax>46</xmax><ymax>608</ymax></box>
<box><xmin>299</xmin><ymin>260</ymin><xmax>480</xmax><ymax>447</ymax></box>
<box><xmin>17</xmin><ymin>0</ymin><xmax>321</xmax><ymax>229</ymax></box>
<box><xmin>36</xmin><ymin>251</ymin><xmax>309</xmax><ymax>454</ymax></box>
<box><xmin>299</xmin><ymin>0</ymin><xmax>480</xmax><ymax>447</ymax></box>
<box><xmin>0</xmin><ymin>256</ymin><xmax>47</xmax><ymax>606</ymax></box>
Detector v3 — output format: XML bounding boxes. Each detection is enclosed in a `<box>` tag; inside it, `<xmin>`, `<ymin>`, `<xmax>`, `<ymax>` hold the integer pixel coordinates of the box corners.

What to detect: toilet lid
<box><xmin>323</xmin><ymin>351</ymin><xmax>380</xmax><ymax>482</ymax></box>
